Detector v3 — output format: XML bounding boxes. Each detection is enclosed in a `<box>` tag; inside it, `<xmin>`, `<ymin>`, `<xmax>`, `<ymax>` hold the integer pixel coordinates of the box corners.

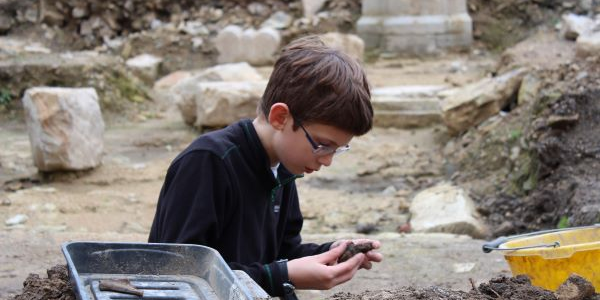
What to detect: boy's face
<box><xmin>274</xmin><ymin>117</ymin><xmax>353</xmax><ymax>175</ymax></box>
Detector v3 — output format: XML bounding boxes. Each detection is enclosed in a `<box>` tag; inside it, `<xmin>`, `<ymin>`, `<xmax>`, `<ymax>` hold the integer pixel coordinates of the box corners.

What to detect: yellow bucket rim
<box><xmin>483</xmin><ymin>224</ymin><xmax>600</xmax><ymax>259</ymax></box>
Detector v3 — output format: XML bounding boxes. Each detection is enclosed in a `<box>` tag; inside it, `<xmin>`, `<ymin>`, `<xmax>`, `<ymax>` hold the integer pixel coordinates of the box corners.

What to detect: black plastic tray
<box><xmin>62</xmin><ymin>242</ymin><xmax>255</xmax><ymax>300</ymax></box>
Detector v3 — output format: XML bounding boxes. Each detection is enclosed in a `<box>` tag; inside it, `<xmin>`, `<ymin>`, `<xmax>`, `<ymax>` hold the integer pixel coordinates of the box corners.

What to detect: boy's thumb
<box><xmin>320</xmin><ymin>241</ymin><xmax>348</xmax><ymax>263</ymax></box>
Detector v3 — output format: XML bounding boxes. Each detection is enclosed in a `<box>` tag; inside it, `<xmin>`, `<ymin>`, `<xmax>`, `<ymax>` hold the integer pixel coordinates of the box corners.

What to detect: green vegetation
<box><xmin>557</xmin><ymin>216</ymin><xmax>569</xmax><ymax>229</ymax></box>
<box><xmin>0</xmin><ymin>89</ymin><xmax>12</xmax><ymax>106</ymax></box>
<box><xmin>509</xmin><ymin>129</ymin><xmax>522</xmax><ymax>141</ymax></box>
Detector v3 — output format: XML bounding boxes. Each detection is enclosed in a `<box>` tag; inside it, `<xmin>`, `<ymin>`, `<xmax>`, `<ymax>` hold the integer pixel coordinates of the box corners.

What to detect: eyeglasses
<box><xmin>296</xmin><ymin>120</ymin><xmax>350</xmax><ymax>157</ymax></box>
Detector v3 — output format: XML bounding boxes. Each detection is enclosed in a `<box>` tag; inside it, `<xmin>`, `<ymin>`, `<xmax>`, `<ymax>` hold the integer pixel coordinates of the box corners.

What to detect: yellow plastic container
<box><xmin>497</xmin><ymin>225</ymin><xmax>600</xmax><ymax>292</ymax></box>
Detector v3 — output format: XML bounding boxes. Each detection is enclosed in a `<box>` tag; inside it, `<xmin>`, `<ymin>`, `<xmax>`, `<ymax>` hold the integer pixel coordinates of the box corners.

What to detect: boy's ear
<box><xmin>268</xmin><ymin>103</ymin><xmax>291</xmax><ymax>131</ymax></box>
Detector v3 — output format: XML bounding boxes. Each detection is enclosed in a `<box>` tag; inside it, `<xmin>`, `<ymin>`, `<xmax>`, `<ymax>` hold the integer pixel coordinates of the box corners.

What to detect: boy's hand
<box><xmin>287</xmin><ymin>243</ymin><xmax>365</xmax><ymax>290</ymax></box>
<box><xmin>330</xmin><ymin>239</ymin><xmax>383</xmax><ymax>270</ymax></box>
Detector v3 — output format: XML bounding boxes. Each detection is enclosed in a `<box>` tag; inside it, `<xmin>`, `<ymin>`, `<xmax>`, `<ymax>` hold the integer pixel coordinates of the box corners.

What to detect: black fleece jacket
<box><xmin>148</xmin><ymin>119</ymin><xmax>332</xmax><ymax>296</ymax></box>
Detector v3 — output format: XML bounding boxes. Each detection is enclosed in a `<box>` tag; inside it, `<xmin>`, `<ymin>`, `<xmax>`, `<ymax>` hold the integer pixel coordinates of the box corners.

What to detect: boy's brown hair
<box><xmin>259</xmin><ymin>35</ymin><xmax>373</xmax><ymax>136</ymax></box>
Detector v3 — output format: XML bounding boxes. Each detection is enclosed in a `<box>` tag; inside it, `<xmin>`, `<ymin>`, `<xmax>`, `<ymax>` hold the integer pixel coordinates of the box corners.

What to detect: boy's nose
<box><xmin>317</xmin><ymin>153</ymin><xmax>334</xmax><ymax>167</ymax></box>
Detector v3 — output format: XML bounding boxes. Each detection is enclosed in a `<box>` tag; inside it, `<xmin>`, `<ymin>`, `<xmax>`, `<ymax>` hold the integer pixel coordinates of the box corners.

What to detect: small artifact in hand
<box><xmin>338</xmin><ymin>242</ymin><xmax>374</xmax><ymax>263</ymax></box>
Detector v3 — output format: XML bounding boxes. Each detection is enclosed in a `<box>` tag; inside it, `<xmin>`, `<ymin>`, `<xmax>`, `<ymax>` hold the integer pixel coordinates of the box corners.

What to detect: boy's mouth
<box><xmin>304</xmin><ymin>167</ymin><xmax>315</xmax><ymax>174</ymax></box>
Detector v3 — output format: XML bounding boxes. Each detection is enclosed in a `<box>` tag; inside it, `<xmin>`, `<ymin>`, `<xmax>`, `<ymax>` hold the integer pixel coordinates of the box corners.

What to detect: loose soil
<box><xmin>11</xmin><ymin>266</ymin><xmax>599</xmax><ymax>300</ymax></box>
<box><xmin>449</xmin><ymin>54</ymin><xmax>600</xmax><ymax>236</ymax></box>
<box><xmin>11</xmin><ymin>265</ymin><xmax>74</xmax><ymax>300</ymax></box>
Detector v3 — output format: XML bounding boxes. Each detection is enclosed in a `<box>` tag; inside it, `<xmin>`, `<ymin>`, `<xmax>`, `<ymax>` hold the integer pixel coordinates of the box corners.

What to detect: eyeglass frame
<box><xmin>294</xmin><ymin>119</ymin><xmax>351</xmax><ymax>157</ymax></box>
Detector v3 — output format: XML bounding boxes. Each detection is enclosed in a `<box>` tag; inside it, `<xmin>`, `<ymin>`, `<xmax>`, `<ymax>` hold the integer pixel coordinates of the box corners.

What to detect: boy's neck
<box><xmin>252</xmin><ymin>117</ymin><xmax>279</xmax><ymax>167</ymax></box>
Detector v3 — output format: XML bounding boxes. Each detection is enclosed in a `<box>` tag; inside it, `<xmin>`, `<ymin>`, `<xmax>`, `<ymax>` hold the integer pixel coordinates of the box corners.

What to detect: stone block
<box><xmin>125</xmin><ymin>53</ymin><xmax>163</xmax><ymax>85</ymax></box>
<box><xmin>374</xmin><ymin>110</ymin><xmax>442</xmax><ymax>128</ymax></box>
<box><xmin>435</xmin><ymin>32</ymin><xmax>473</xmax><ymax>48</ymax></box>
<box><xmin>358</xmin><ymin>0</ymin><xmax>473</xmax><ymax>53</ymax></box>
<box><xmin>320</xmin><ymin>32</ymin><xmax>365</xmax><ymax>61</ymax></box>
<box><xmin>215</xmin><ymin>25</ymin><xmax>243</xmax><ymax>64</ymax></box>
<box><xmin>410</xmin><ymin>182</ymin><xmax>489</xmax><ymax>238</ymax></box>
<box><xmin>371</xmin><ymin>85</ymin><xmax>445</xmax><ymax>128</ymax></box>
<box><xmin>302</xmin><ymin>0</ymin><xmax>328</xmax><ymax>18</ymax></box>
<box><xmin>192</xmin><ymin>81</ymin><xmax>267</xmax><ymax>128</ymax></box>
<box><xmin>576</xmin><ymin>32</ymin><xmax>600</xmax><ymax>57</ymax></box>
<box><xmin>363</xmin><ymin>0</ymin><xmax>468</xmax><ymax>16</ymax></box>
<box><xmin>440</xmin><ymin>68</ymin><xmax>528</xmax><ymax>135</ymax></box>
<box><xmin>385</xmin><ymin>34</ymin><xmax>438</xmax><ymax>53</ymax></box>
<box><xmin>215</xmin><ymin>25</ymin><xmax>281</xmax><ymax>66</ymax></box>
<box><xmin>22</xmin><ymin>87</ymin><xmax>105</xmax><ymax>171</ymax></box>
<box><xmin>383</xmin><ymin>15</ymin><xmax>448</xmax><ymax>35</ymax></box>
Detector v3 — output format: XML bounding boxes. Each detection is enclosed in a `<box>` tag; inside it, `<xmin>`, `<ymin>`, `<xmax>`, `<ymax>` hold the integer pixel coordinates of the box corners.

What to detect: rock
<box><xmin>409</xmin><ymin>182</ymin><xmax>489</xmax><ymax>238</ymax></box>
<box><xmin>185</xmin><ymin>81</ymin><xmax>267</xmax><ymax>128</ymax></box>
<box><xmin>72</xmin><ymin>6</ymin><xmax>88</xmax><ymax>18</ymax></box>
<box><xmin>39</xmin><ymin>1</ymin><xmax>64</xmax><ymax>26</ymax></box>
<box><xmin>154</xmin><ymin>71</ymin><xmax>194</xmax><ymax>91</ymax></box>
<box><xmin>518</xmin><ymin>74</ymin><xmax>542</xmax><ymax>105</ymax></box>
<box><xmin>302</xmin><ymin>0</ymin><xmax>328</xmax><ymax>18</ymax></box>
<box><xmin>5</xmin><ymin>214</ymin><xmax>28</xmax><ymax>226</ymax></box>
<box><xmin>178</xmin><ymin>21</ymin><xmax>209</xmax><ymax>36</ymax></box>
<box><xmin>320</xmin><ymin>32</ymin><xmax>365</xmax><ymax>62</ymax></box>
<box><xmin>22</xmin><ymin>87</ymin><xmax>105</xmax><ymax>171</ymax></box>
<box><xmin>0</xmin><ymin>12</ymin><xmax>13</xmax><ymax>34</ymax></box>
<box><xmin>452</xmin><ymin>262</ymin><xmax>476</xmax><ymax>273</ymax></box>
<box><xmin>576</xmin><ymin>32</ymin><xmax>600</xmax><ymax>57</ymax></box>
<box><xmin>216</xmin><ymin>26</ymin><xmax>281</xmax><ymax>66</ymax></box>
<box><xmin>554</xmin><ymin>274</ymin><xmax>595</xmax><ymax>300</ymax></box>
<box><xmin>194</xmin><ymin>62</ymin><xmax>264</xmax><ymax>82</ymax></box>
<box><xmin>24</xmin><ymin>44</ymin><xmax>52</xmax><ymax>54</ymax></box>
<box><xmin>440</xmin><ymin>68</ymin><xmax>528</xmax><ymax>135</ymax></box>
<box><xmin>261</xmin><ymin>11</ymin><xmax>293</xmax><ymax>29</ymax></box>
<box><xmin>371</xmin><ymin>85</ymin><xmax>445</xmax><ymax>128</ymax></box>
<box><xmin>381</xmin><ymin>185</ymin><xmax>397</xmax><ymax>196</ymax></box>
<box><xmin>125</xmin><ymin>53</ymin><xmax>163</xmax><ymax>85</ymax></box>
<box><xmin>561</xmin><ymin>13</ymin><xmax>595</xmax><ymax>41</ymax></box>
<box><xmin>247</xmin><ymin>27</ymin><xmax>281</xmax><ymax>65</ymax></box>
<box><xmin>168</xmin><ymin>62</ymin><xmax>264</xmax><ymax>124</ymax></box>
<box><xmin>215</xmin><ymin>25</ymin><xmax>244</xmax><ymax>64</ymax></box>
<box><xmin>248</xmin><ymin>2</ymin><xmax>270</xmax><ymax>16</ymax></box>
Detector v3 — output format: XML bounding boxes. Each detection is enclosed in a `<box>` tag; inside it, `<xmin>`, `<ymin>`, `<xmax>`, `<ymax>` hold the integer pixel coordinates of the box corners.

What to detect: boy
<box><xmin>149</xmin><ymin>35</ymin><xmax>383</xmax><ymax>298</ymax></box>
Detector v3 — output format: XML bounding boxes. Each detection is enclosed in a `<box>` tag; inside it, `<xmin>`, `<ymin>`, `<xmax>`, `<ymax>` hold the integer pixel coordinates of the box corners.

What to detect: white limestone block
<box><xmin>410</xmin><ymin>182</ymin><xmax>488</xmax><ymax>238</ymax></box>
<box><xmin>22</xmin><ymin>87</ymin><xmax>105</xmax><ymax>171</ymax></box>
<box><xmin>215</xmin><ymin>25</ymin><xmax>243</xmax><ymax>64</ymax></box>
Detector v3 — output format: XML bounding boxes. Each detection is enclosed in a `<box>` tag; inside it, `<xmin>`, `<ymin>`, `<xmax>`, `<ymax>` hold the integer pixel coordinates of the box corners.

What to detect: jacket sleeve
<box><xmin>148</xmin><ymin>150</ymin><xmax>232</xmax><ymax>245</ymax></box>
<box><xmin>278</xmin><ymin>183</ymin><xmax>333</xmax><ymax>260</ymax></box>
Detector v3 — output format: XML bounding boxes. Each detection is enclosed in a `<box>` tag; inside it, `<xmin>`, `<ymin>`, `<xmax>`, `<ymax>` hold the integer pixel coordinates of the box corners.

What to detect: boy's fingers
<box><xmin>366</xmin><ymin>251</ymin><xmax>383</xmax><ymax>263</ymax></box>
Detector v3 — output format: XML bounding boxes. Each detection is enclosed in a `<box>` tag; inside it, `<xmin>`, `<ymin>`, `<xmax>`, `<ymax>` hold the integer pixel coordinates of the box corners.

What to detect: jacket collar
<box><xmin>238</xmin><ymin>119</ymin><xmax>301</xmax><ymax>186</ymax></box>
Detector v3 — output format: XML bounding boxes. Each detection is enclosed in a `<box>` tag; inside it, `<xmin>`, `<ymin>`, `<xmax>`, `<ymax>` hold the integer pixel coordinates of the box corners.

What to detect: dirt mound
<box><xmin>484</xmin><ymin>57</ymin><xmax>600</xmax><ymax>233</ymax></box>
<box><xmin>468</xmin><ymin>0</ymin><xmax>599</xmax><ymax>51</ymax></box>
<box><xmin>448</xmin><ymin>54</ymin><xmax>600</xmax><ymax>236</ymax></box>
<box><xmin>11</xmin><ymin>265</ymin><xmax>75</xmax><ymax>300</ymax></box>
<box><xmin>329</xmin><ymin>275</ymin><xmax>599</xmax><ymax>300</ymax></box>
